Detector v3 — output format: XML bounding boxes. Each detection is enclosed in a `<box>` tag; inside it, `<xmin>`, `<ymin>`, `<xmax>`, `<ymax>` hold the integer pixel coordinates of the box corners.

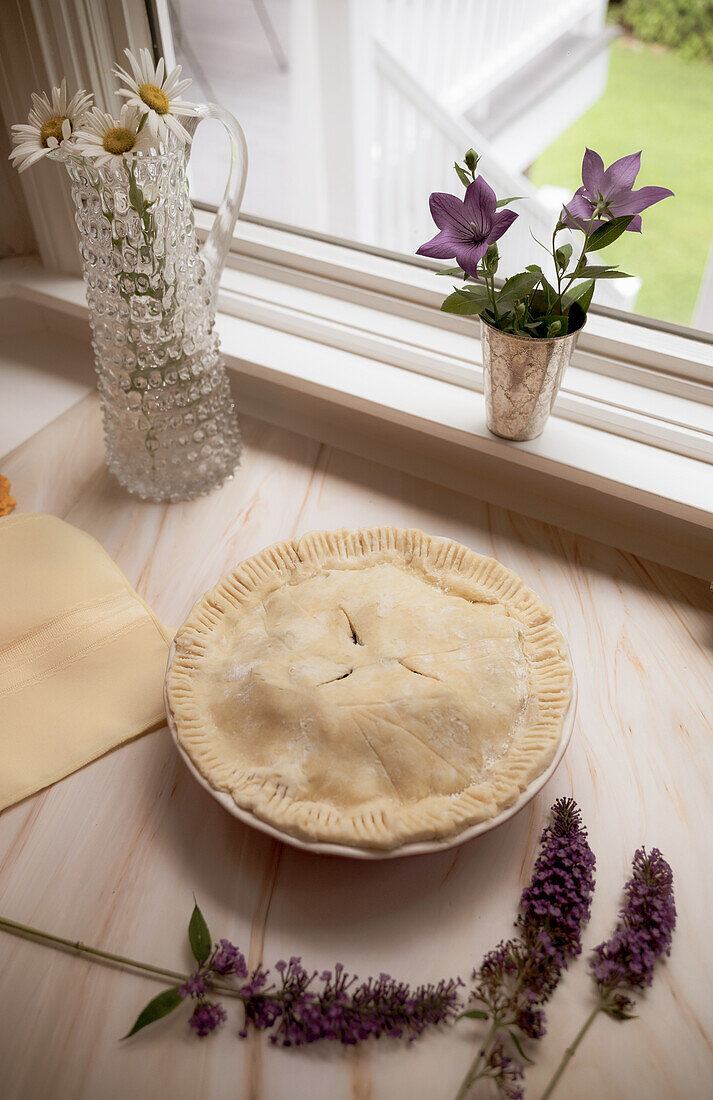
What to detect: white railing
<box><xmin>373</xmin><ymin>0</ymin><xmax>608</xmax><ymax>113</ymax></box>
<box><xmin>374</xmin><ymin>42</ymin><xmax>561</xmax><ymax>273</ymax></box>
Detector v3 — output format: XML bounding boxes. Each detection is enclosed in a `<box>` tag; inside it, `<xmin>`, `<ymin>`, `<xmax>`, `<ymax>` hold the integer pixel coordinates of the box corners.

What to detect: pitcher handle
<box><xmin>190</xmin><ymin>103</ymin><xmax>248</xmax><ymax>312</ymax></box>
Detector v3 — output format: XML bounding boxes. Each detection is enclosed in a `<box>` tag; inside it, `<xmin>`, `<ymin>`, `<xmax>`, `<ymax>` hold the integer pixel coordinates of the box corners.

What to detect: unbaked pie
<box><xmin>166</xmin><ymin>527</ymin><xmax>572</xmax><ymax>849</ymax></box>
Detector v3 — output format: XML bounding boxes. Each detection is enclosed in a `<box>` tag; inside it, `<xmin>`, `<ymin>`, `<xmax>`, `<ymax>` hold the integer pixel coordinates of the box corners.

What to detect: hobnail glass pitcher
<box><xmin>58</xmin><ymin>104</ymin><xmax>247</xmax><ymax>502</ymax></box>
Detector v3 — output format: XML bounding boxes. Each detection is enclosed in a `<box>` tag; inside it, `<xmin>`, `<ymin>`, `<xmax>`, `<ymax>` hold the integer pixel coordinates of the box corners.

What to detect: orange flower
<box><xmin>0</xmin><ymin>475</ymin><xmax>16</xmax><ymax>517</ymax></box>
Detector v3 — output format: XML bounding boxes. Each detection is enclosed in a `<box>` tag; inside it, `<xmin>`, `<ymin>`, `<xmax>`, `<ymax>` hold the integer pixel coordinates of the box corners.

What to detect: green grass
<box><xmin>531</xmin><ymin>37</ymin><xmax>713</xmax><ymax>325</ymax></box>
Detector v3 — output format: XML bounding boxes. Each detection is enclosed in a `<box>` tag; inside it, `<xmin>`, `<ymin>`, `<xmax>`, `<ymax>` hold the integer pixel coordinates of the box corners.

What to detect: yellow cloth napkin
<box><xmin>0</xmin><ymin>513</ymin><xmax>173</xmax><ymax>811</ymax></box>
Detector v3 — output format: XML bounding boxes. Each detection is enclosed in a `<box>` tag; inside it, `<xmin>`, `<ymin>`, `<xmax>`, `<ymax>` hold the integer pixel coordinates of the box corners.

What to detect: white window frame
<box><xmin>2</xmin><ymin>0</ymin><xmax>712</xmax><ymax>578</ymax></box>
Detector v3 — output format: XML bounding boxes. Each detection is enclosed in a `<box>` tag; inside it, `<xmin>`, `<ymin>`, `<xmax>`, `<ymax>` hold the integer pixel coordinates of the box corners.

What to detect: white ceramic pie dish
<box><xmin>164</xmin><ymin>637</ymin><xmax>577</xmax><ymax>861</ymax></box>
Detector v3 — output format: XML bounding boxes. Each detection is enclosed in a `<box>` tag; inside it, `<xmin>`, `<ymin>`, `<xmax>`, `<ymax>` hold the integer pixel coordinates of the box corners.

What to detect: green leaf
<box><xmin>555</xmin><ymin>243</ymin><xmax>573</xmax><ymax>273</ymax></box>
<box><xmin>496</xmin><ymin>196</ymin><xmax>522</xmax><ymax>208</ymax></box>
<box><xmin>562</xmin><ymin>279</ymin><xmax>595</xmax><ymax>311</ymax></box>
<box><xmin>537</xmin><ymin>275</ymin><xmax>558</xmax><ymax>309</ymax></box>
<box><xmin>579</xmin><ymin>265</ymin><xmax>631</xmax><ymax>279</ymax></box>
<box><xmin>122</xmin><ymin>986</ymin><xmax>183</xmax><ymax>1039</ymax></box>
<box><xmin>459</xmin><ymin>1008</ymin><xmax>489</xmax><ymax>1020</ymax></box>
<box><xmin>454</xmin><ymin>162</ymin><xmax>472</xmax><ymax>188</ymax></box>
<box><xmin>603</xmin><ymin>1003</ymin><xmax>638</xmax><ymax>1022</ymax></box>
<box><xmin>453</xmin><ymin>283</ymin><xmax>489</xmax><ymax>298</ymax></box>
<box><xmin>441</xmin><ymin>292</ymin><xmax>490</xmax><ymax>316</ymax></box>
<box><xmin>578</xmin><ymin>264</ymin><xmax>617</xmax><ymax>276</ymax></box>
<box><xmin>436</xmin><ymin>266</ymin><xmax>467</xmax><ymax>278</ymax></box>
<box><xmin>507</xmin><ymin>1028</ymin><xmax>535</xmax><ymax>1064</ymax></box>
<box><xmin>188</xmin><ymin>902</ymin><xmax>212</xmax><ymax>967</ymax></box>
<box><xmin>497</xmin><ymin>271</ymin><xmax>540</xmax><ymax>306</ymax></box>
<box><xmin>584</xmin><ymin>215</ymin><xmax>634</xmax><ymax>252</ymax></box>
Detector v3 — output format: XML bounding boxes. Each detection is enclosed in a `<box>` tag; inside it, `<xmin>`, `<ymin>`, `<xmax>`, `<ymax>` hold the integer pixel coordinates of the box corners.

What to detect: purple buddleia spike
<box><xmin>590</xmin><ymin>847</ymin><xmax>676</xmax><ymax>1018</ymax></box>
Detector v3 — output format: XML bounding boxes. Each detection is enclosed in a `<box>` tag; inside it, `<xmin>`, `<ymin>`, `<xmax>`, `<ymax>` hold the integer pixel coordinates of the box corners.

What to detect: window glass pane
<box><xmin>166</xmin><ymin>0</ymin><xmax>713</xmax><ymax>331</ymax></box>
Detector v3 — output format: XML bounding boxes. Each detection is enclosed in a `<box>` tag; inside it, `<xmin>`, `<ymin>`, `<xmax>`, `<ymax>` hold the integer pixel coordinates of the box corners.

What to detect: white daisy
<box><xmin>10</xmin><ymin>79</ymin><xmax>93</xmax><ymax>172</ymax></box>
<box><xmin>113</xmin><ymin>48</ymin><xmax>196</xmax><ymax>145</ymax></box>
<box><xmin>72</xmin><ymin>105</ymin><xmax>153</xmax><ymax>168</ymax></box>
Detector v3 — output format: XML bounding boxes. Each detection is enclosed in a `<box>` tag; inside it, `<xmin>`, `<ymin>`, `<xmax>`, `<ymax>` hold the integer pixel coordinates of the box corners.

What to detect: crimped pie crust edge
<box><xmin>166</xmin><ymin>526</ymin><xmax>572</xmax><ymax>849</ymax></box>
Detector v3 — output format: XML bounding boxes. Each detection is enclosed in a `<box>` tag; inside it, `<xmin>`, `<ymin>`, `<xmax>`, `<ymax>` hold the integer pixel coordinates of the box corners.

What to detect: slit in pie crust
<box><xmin>166</xmin><ymin>527</ymin><xmax>572</xmax><ymax>849</ymax></box>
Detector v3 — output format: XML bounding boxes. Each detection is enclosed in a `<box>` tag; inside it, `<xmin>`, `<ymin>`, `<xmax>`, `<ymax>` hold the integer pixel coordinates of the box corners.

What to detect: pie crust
<box><xmin>166</xmin><ymin>527</ymin><xmax>572</xmax><ymax>849</ymax></box>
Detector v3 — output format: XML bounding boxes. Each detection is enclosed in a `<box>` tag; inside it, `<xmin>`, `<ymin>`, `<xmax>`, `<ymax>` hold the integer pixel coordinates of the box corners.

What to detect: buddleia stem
<box><xmin>537</xmin><ymin>1003</ymin><xmax>603</xmax><ymax>1100</ymax></box>
<box><xmin>453</xmin><ymin>1019</ymin><xmax>501</xmax><ymax>1100</ymax></box>
<box><xmin>0</xmin><ymin>915</ymin><xmax>242</xmax><ymax>999</ymax></box>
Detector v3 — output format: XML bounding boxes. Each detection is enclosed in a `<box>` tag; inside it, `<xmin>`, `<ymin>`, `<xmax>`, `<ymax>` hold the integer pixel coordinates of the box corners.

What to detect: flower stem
<box><xmin>537</xmin><ymin>1003</ymin><xmax>603</xmax><ymax>1100</ymax></box>
<box><xmin>453</xmin><ymin>1019</ymin><xmax>500</xmax><ymax>1100</ymax></box>
<box><xmin>552</xmin><ymin>224</ymin><xmax>562</xmax><ymax>309</ymax></box>
<box><xmin>555</xmin><ymin>211</ymin><xmax>597</xmax><ymax>315</ymax></box>
<box><xmin>486</xmin><ymin>273</ymin><xmax>500</xmax><ymax>324</ymax></box>
<box><xmin>0</xmin><ymin>915</ymin><xmax>243</xmax><ymax>999</ymax></box>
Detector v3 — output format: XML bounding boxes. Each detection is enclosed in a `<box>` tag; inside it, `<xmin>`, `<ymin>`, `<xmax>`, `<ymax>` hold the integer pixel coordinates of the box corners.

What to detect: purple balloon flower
<box><xmin>563</xmin><ymin>148</ymin><xmax>673</xmax><ymax>233</ymax></box>
<box><xmin>417</xmin><ymin>176</ymin><xmax>518</xmax><ymax>276</ymax></box>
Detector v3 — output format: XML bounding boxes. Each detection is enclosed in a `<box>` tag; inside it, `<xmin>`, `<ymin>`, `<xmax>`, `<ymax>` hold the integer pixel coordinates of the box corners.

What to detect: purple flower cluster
<box><xmin>471</xmin><ymin>799</ymin><xmax>596</xmax><ymax>1033</ymax></box>
<box><xmin>471</xmin><ymin>939</ymin><xmax>522</xmax><ymax>1024</ymax></box>
<box><xmin>518</xmin><ymin>796</ymin><xmax>597</xmax><ymax>987</ymax></box>
<box><xmin>211</xmin><ymin>938</ymin><xmax>248</xmax><ymax>978</ymax></box>
<box><xmin>179</xmin><ymin>948</ymin><xmax>462</xmax><ymax>1046</ymax></box>
<box><xmin>188</xmin><ymin>1001</ymin><xmax>227</xmax><ymax>1036</ymax></box>
<box><xmin>590</xmin><ymin>847</ymin><xmax>676</xmax><ymax>1017</ymax></box>
<box><xmin>483</xmin><ymin>1037</ymin><xmax>525</xmax><ymax>1100</ymax></box>
<box><xmin>179</xmin><ymin>939</ymin><xmax>248</xmax><ymax>1038</ymax></box>
<box><xmin>533</xmin><ymin>847</ymin><xmax>677</xmax><ymax>1098</ymax></box>
<box><xmin>460</xmin><ymin>800</ymin><xmax>595</xmax><ymax>1096</ymax></box>
<box><xmin>241</xmin><ymin>958</ymin><xmax>462</xmax><ymax>1047</ymax></box>
<box><xmin>180</xmin><ymin>973</ymin><xmax>210</xmax><ymax>998</ymax></box>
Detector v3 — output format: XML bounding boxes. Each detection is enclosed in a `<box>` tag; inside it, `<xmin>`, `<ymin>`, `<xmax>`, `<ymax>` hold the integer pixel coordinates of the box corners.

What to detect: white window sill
<box><xmin>2</xmin><ymin>252</ymin><xmax>712</xmax><ymax>580</ymax></box>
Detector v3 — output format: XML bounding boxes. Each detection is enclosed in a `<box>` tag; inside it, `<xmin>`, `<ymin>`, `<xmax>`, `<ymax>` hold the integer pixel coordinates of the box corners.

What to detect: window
<box><xmin>159</xmin><ymin>0</ymin><xmax>713</xmax><ymax>336</ymax></box>
<box><xmin>1</xmin><ymin>0</ymin><xmax>710</xmax><ymax>575</ymax></box>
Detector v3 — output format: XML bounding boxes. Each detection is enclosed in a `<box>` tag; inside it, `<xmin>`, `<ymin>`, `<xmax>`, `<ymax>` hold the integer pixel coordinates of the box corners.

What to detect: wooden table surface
<box><xmin>1</xmin><ymin>393</ymin><xmax>712</xmax><ymax>1100</ymax></box>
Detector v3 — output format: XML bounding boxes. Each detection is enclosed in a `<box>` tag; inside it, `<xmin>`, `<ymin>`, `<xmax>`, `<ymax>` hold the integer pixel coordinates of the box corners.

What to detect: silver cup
<box><xmin>481</xmin><ymin>317</ymin><xmax>584</xmax><ymax>441</ymax></box>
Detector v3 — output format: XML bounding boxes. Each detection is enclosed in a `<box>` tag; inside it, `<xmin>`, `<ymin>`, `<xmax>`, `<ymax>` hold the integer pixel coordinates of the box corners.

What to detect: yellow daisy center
<box><xmin>102</xmin><ymin>126</ymin><xmax>137</xmax><ymax>155</ymax></box>
<box><xmin>40</xmin><ymin>116</ymin><xmax>68</xmax><ymax>146</ymax></box>
<box><xmin>138</xmin><ymin>83</ymin><xmax>170</xmax><ymax>115</ymax></box>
